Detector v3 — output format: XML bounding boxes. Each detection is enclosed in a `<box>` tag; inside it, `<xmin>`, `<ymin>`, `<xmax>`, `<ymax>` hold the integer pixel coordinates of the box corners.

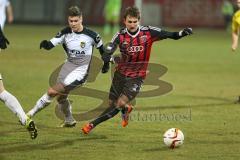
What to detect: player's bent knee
<box><xmin>116</xmin><ymin>99</ymin><xmax>127</xmax><ymax>108</ymax></box>
<box><xmin>47</xmin><ymin>88</ymin><xmax>59</xmax><ymax>97</ymax></box>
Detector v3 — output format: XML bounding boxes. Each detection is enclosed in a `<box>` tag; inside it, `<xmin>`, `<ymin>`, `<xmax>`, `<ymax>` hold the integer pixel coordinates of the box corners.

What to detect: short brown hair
<box><xmin>123</xmin><ymin>6</ymin><xmax>140</xmax><ymax>20</ymax></box>
<box><xmin>68</xmin><ymin>6</ymin><xmax>82</xmax><ymax>16</ymax></box>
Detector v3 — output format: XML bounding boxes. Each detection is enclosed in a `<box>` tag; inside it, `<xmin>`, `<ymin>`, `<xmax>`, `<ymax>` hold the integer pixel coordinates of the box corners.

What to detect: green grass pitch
<box><xmin>0</xmin><ymin>25</ymin><xmax>240</xmax><ymax>160</ymax></box>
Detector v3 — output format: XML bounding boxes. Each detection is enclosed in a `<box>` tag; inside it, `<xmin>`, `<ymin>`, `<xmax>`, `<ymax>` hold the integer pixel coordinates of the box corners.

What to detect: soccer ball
<box><xmin>163</xmin><ymin>128</ymin><xmax>184</xmax><ymax>149</ymax></box>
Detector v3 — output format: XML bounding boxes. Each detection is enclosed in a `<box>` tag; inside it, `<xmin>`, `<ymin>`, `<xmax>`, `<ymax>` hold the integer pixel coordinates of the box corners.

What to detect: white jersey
<box><xmin>50</xmin><ymin>27</ymin><xmax>103</xmax><ymax>86</ymax></box>
<box><xmin>0</xmin><ymin>0</ymin><xmax>10</xmax><ymax>29</ymax></box>
<box><xmin>50</xmin><ymin>27</ymin><xmax>102</xmax><ymax>66</ymax></box>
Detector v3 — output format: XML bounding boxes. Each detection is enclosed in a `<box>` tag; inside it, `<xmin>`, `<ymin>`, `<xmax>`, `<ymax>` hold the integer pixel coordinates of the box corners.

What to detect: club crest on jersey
<box><xmin>80</xmin><ymin>41</ymin><xmax>86</xmax><ymax>48</ymax></box>
<box><xmin>140</xmin><ymin>35</ymin><xmax>147</xmax><ymax>43</ymax></box>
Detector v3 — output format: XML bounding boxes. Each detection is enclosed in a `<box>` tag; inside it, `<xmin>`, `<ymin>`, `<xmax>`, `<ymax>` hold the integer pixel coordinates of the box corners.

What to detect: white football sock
<box><xmin>27</xmin><ymin>93</ymin><xmax>53</xmax><ymax>117</ymax></box>
<box><xmin>0</xmin><ymin>90</ymin><xmax>28</xmax><ymax>125</ymax></box>
<box><xmin>58</xmin><ymin>99</ymin><xmax>74</xmax><ymax>122</ymax></box>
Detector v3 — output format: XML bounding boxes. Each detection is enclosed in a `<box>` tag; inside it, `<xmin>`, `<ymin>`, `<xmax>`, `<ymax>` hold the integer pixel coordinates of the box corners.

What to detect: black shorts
<box><xmin>109</xmin><ymin>71</ymin><xmax>143</xmax><ymax>101</ymax></box>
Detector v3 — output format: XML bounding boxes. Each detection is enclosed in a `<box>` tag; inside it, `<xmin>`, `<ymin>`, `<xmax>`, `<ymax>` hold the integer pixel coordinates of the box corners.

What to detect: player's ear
<box><xmin>123</xmin><ymin>18</ymin><xmax>126</xmax><ymax>25</ymax></box>
<box><xmin>79</xmin><ymin>15</ymin><xmax>83</xmax><ymax>22</ymax></box>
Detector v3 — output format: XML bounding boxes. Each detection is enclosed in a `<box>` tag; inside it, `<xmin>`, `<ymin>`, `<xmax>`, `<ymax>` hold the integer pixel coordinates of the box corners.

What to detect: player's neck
<box><xmin>126</xmin><ymin>26</ymin><xmax>140</xmax><ymax>37</ymax></box>
<box><xmin>127</xmin><ymin>27</ymin><xmax>139</xmax><ymax>35</ymax></box>
<box><xmin>73</xmin><ymin>25</ymin><xmax>84</xmax><ymax>32</ymax></box>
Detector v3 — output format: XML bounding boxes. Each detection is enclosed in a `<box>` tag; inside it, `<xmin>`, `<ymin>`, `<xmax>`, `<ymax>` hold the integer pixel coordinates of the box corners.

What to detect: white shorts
<box><xmin>57</xmin><ymin>61</ymin><xmax>88</xmax><ymax>88</ymax></box>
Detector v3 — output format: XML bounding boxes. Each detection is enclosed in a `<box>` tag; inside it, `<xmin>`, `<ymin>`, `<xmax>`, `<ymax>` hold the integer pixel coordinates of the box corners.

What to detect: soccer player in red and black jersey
<box><xmin>82</xmin><ymin>6</ymin><xmax>193</xmax><ymax>134</ymax></box>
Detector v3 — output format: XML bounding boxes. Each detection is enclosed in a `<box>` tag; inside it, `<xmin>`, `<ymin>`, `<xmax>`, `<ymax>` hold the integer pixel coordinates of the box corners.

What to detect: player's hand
<box><xmin>101</xmin><ymin>52</ymin><xmax>112</xmax><ymax>63</ymax></box>
<box><xmin>40</xmin><ymin>40</ymin><xmax>49</xmax><ymax>49</ymax></box>
<box><xmin>0</xmin><ymin>35</ymin><xmax>10</xmax><ymax>49</ymax></box>
<box><xmin>40</xmin><ymin>40</ymin><xmax>54</xmax><ymax>50</ymax></box>
<box><xmin>179</xmin><ymin>28</ymin><xmax>193</xmax><ymax>37</ymax></box>
<box><xmin>101</xmin><ymin>62</ymin><xmax>110</xmax><ymax>73</ymax></box>
<box><xmin>101</xmin><ymin>42</ymin><xmax>117</xmax><ymax>63</ymax></box>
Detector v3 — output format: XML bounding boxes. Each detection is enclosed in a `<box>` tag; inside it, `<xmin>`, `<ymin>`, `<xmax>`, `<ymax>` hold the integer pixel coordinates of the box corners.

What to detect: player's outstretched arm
<box><xmin>0</xmin><ymin>28</ymin><xmax>10</xmax><ymax>49</ymax></box>
<box><xmin>169</xmin><ymin>27</ymin><xmax>193</xmax><ymax>40</ymax></box>
<box><xmin>40</xmin><ymin>40</ymin><xmax>54</xmax><ymax>50</ymax></box>
<box><xmin>151</xmin><ymin>27</ymin><xmax>193</xmax><ymax>40</ymax></box>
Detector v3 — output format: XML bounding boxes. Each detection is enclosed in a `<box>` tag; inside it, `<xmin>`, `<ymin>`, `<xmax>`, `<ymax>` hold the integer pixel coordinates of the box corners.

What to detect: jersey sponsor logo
<box><xmin>127</xmin><ymin>46</ymin><xmax>144</xmax><ymax>52</ymax></box>
<box><xmin>80</xmin><ymin>41</ymin><xmax>86</xmax><ymax>48</ymax></box>
<box><xmin>69</xmin><ymin>49</ymin><xmax>86</xmax><ymax>57</ymax></box>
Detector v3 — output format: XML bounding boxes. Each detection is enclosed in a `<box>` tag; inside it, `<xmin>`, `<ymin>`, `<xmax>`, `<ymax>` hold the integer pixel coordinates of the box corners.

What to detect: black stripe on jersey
<box><xmin>122</xmin><ymin>33</ymin><xmax>129</xmax><ymax>75</ymax></box>
<box><xmin>55</xmin><ymin>27</ymin><xmax>72</xmax><ymax>38</ymax></box>
<box><xmin>82</xmin><ymin>27</ymin><xmax>101</xmax><ymax>44</ymax></box>
<box><xmin>143</xmin><ymin>31</ymin><xmax>147</xmax><ymax>62</ymax></box>
<box><xmin>149</xmin><ymin>26</ymin><xmax>161</xmax><ymax>32</ymax></box>
<box><xmin>135</xmin><ymin>32</ymin><xmax>141</xmax><ymax>62</ymax></box>
<box><xmin>128</xmin><ymin>36</ymin><xmax>133</xmax><ymax>63</ymax></box>
<box><xmin>111</xmin><ymin>32</ymin><xmax>120</xmax><ymax>44</ymax></box>
<box><xmin>62</xmin><ymin>43</ymin><xmax>68</xmax><ymax>53</ymax></box>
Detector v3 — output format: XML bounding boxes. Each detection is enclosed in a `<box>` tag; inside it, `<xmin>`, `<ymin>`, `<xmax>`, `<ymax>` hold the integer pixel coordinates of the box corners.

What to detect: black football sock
<box><xmin>91</xmin><ymin>107</ymin><xmax>121</xmax><ymax>127</ymax></box>
<box><xmin>99</xmin><ymin>104</ymin><xmax>115</xmax><ymax>116</ymax></box>
<box><xmin>121</xmin><ymin>106</ymin><xmax>127</xmax><ymax>114</ymax></box>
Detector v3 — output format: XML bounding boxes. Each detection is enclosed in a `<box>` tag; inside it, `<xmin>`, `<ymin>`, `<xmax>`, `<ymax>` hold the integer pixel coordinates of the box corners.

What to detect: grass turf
<box><xmin>0</xmin><ymin>25</ymin><xmax>239</xmax><ymax>160</ymax></box>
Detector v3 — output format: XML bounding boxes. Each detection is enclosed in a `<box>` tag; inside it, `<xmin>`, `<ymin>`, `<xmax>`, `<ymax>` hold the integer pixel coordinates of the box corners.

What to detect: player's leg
<box><xmin>27</xmin><ymin>61</ymin><xmax>82</xmax><ymax>117</ymax></box>
<box><xmin>57</xmin><ymin>94</ymin><xmax>76</xmax><ymax>127</ymax></box>
<box><xmin>82</xmin><ymin>99</ymin><xmax>118</xmax><ymax>134</ymax></box>
<box><xmin>82</xmin><ymin>94</ymin><xmax>133</xmax><ymax>134</ymax></box>
<box><xmin>56</xmin><ymin>63</ymin><xmax>88</xmax><ymax>127</ymax></box>
<box><xmin>0</xmin><ymin>74</ymin><xmax>37</xmax><ymax>139</ymax></box>
<box><xmin>120</xmin><ymin>77</ymin><xmax>143</xmax><ymax>127</ymax></box>
<box><xmin>82</xmin><ymin>71</ymin><xmax>123</xmax><ymax>134</ymax></box>
<box><xmin>27</xmin><ymin>83</ymin><xmax>65</xmax><ymax>117</ymax></box>
<box><xmin>87</xmin><ymin>75</ymin><xmax>143</xmax><ymax>129</ymax></box>
<box><xmin>0</xmin><ymin>74</ymin><xmax>28</xmax><ymax>124</ymax></box>
<box><xmin>82</xmin><ymin>71</ymin><xmax>136</xmax><ymax>134</ymax></box>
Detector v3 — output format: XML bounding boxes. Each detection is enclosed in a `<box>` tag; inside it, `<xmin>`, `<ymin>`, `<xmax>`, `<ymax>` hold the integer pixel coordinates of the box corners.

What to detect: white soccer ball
<box><xmin>163</xmin><ymin>128</ymin><xmax>184</xmax><ymax>149</ymax></box>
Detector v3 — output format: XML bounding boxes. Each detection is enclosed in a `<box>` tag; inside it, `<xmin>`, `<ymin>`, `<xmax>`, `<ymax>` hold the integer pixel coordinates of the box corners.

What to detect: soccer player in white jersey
<box><xmin>0</xmin><ymin>0</ymin><xmax>13</xmax><ymax>29</ymax></box>
<box><xmin>0</xmin><ymin>27</ymin><xmax>37</xmax><ymax>139</ymax></box>
<box><xmin>27</xmin><ymin>6</ymin><xmax>107</xmax><ymax>127</ymax></box>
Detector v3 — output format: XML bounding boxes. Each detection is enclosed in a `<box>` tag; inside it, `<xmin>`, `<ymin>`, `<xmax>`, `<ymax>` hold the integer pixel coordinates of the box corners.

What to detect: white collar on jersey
<box><xmin>125</xmin><ymin>25</ymin><xmax>140</xmax><ymax>38</ymax></box>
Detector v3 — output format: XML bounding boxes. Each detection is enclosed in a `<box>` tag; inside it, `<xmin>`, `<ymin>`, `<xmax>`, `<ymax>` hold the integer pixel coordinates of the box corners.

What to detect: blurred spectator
<box><xmin>103</xmin><ymin>0</ymin><xmax>122</xmax><ymax>35</ymax></box>
<box><xmin>0</xmin><ymin>0</ymin><xmax>13</xmax><ymax>30</ymax></box>
<box><xmin>222</xmin><ymin>0</ymin><xmax>234</xmax><ymax>30</ymax></box>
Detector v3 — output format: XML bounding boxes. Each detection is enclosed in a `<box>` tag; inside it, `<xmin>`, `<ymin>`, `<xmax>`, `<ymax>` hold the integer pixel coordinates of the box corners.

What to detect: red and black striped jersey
<box><xmin>111</xmin><ymin>26</ymin><xmax>179</xmax><ymax>78</ymax></box>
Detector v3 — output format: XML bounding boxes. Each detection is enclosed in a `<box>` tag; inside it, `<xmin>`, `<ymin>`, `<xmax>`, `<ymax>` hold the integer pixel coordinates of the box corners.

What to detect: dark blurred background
<box><xmin>10</xmin><ymin>0</ymin><xmax>238</xmax><ymax>28</ymax></box>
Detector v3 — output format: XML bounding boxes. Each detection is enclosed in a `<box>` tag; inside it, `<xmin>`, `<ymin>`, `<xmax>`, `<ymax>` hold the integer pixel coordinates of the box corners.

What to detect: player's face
<box><xmin>68</xmin><ymin>16</ymin><xmax>83</xmax><ymax>32</ymax></box>
<box><xmin>124</xmin><ymin>16</ymin><xmax>140</xmax><ymax>33</ymax></box>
